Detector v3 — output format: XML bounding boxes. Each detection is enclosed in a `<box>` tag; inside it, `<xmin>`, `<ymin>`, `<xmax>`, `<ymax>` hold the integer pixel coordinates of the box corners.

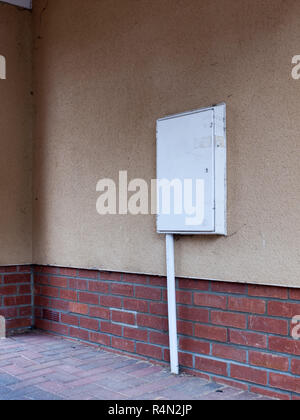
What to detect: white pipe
<box><xmin>166</xmin><ymin>234</ymin><xmax>179</xmax><ymax>375</ymax></box>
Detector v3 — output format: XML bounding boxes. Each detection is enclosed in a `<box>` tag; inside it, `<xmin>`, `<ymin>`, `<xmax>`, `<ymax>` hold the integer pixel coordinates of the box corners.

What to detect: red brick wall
<box><xmin>0</xmin><ymin>266</ymin><xmax>33</xmax><ymax>333</ymax></box>
<box><xmin>32</xmin><ymin>265</ymin><xmax>300</xmax><ymax>399</ymax></box>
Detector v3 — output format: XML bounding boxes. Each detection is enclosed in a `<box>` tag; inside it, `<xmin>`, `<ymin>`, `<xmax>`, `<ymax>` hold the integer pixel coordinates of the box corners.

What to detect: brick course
<box><xmin>0</xmin><ymin>266</ymin><xmax>33</xmax><ymax>333</ymax></box>
<box><xmin>2</xmin><ymin>264</ymin><xmax>300</xmax><ymax>399</ymax></box>
<box><xmin>32</xmin><ymin>266</ymin><xmax>300</xmax><ymax>399</ymax></box>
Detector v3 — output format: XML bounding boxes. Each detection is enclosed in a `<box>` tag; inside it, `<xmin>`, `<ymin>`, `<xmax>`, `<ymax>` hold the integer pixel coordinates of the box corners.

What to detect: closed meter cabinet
<box><xmin>156</xmin><ymin>103</ymin><xmax>227</xmax><ymax>235</ymax></box>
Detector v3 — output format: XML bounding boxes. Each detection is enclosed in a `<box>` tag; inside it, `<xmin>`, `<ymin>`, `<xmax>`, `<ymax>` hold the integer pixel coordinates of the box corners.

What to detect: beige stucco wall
<box><xmin>32</xmin><ymin>0</ymin><xmax>300</xmax><ymax>287</ymax></box>
<box><xmin>0</xmin><ymin>3</ymin><xmax>32</xmax><ymax>265</ymax></box>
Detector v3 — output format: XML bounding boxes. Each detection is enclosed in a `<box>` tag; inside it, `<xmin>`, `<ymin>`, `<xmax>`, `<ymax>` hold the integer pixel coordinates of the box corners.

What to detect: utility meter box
<box><xmin>156</xmin><ymin>103</ymin><xmax>227</xmax><ymax>235</ymax></box>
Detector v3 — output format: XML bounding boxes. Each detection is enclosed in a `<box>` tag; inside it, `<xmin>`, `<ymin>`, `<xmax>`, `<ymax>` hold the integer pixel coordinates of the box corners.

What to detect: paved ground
<box><xmin>0</xmin><ymin>332</ymin><xmax>271</xmax><ymax>400</ymax></box>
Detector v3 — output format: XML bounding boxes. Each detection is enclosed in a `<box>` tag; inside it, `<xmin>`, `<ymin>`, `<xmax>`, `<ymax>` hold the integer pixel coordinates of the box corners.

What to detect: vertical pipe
<box><xmin>166</xmin><ymin>234</ymin><xmax>179</xmax><ymax>375</ymax></box>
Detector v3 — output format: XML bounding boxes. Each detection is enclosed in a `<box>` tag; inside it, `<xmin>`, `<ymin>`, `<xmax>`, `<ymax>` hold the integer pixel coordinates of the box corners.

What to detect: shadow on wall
<box><xmin>0</xmin><ymin>55</ymin><xmax>6</xmax><ymax>79</ymax></box>
<box><xmin>0</xmin><ymin>316</ymin><xmax>6</xmax><ymax>339</ymax></box>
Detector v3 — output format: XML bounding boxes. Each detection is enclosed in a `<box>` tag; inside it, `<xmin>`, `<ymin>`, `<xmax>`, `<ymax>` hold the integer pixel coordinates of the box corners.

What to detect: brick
<box><xmin>211</xmin><ymin>311</ymin><xmax>247</xmax><ymax>329</ymax></box>
<box><xmin>124</xmin><ymin>298</ymin><xmax>148</xmax><ymax>313</ymax></box>
<box><xmin>88</xmin><ymin>281</ymin><xmax>109</xmax><ymax>294</ymax></box>
<box><xmin>178</xmin><ymin>306</ymin><xmax>209</xmax><ymax>323</ymax></box>
<box><xmin>137</xmin><ymin>314</ymin><xmax>168</xmax><ymax>331</ymax></box>
<box><xmin>195</xmin><ymin>356</ymin><xmax>227</xmax><ymax>376</ymax></box>
<box><xmin>212</xmin><ymin>344</ymin><xmax>247</xmax><ymax>363</ymax></box>
<box><xmin>51</xmin><ymin>299</ymin><xmax>70</xmax><ymax>311</ymax></box>
<box><xmin>123</xmin><ymin>273</ymin><xmax>148</xmax><ymax>285</ymax></box>
<box><xmin>124</xmin><ymin>327</ymin><xmax>148</xmax><ymax>342</ymax></box>
<box><xmin>77</xmin><ymin>269</ymin><xmax>99</xmax><ymax>279</ymax></box>
<box><xmin>0</xmin><ymin>307</ymin><xmax>18</xmax><ymax>318</ymax></box>
<box><xmin>228</xmin><ymin>297</ymin><xmax>265</xmax><ymax>314</ymax></box>
<box><xmin>100</xmin><ymin>271</ymin><xmax>122</xmax><ymax>281</ymax></box>
<box><xmin>0</xmin><ymin>266</ymin><xmax>18</xmax><ymax>273</ymax></box>
<box><xmin>180</xmin><ymin>338</ymin><xmax>210</xmax><ymax>355</ymax></box>
<box><xmin>269</xmin><ymin>372</ymin><xmax>300</xmax><ymax>393</ymax></box>
<box><xmin>59</xmin><ymin>267</ymin><xmax>78</xmax><ymax>277</ymax></box>
<box><xmin>178</xmin><ymin>278</ymin><xmax>209</xmax><ymax>291</ymax></box>
<box><xmin>268</xmin><ymin>301</ymin><xmax>300</xmax><ymax>318</ymax></box>
<box><xmin>0</xmin><ymin>285</ymin><xmax>18</xmax><ymax>295</ymax></box>
<box><xmin>34</xmin><ymin>275</ymin><xmax>48</xmax><ymax>285</ymax></box>
<box><xmin>6</xmin><ymin>318</ymin><xmax>32</xmax><ymax>329</ymax></box>
<box><xmin>34</xmin><ymin>285</ymin><xmax>42</xmax><ymax>295</ymax></box>
<box><xmin>35</xmin><ymin>318</ymin><xmax>62</xmax><ymax>334</ymax></box>
<box><xmin>101</xmin><ymin>322</ymin><xmax>122</xmax><ymax>336</ymax></box>
<box><xmin>50</xmin><ymin>276</ymin><xmax>68</xmax><ymax>288</ymax></box>
<box><xmin>136</xmin><ymin>343</ymin><xmax>162</xmax><ymax>360</ymax></box>
<box><xmin>269</xmin><ymin>336</ymin><xmax>300</xmax><ymax>356</ymax></box>
<box><xmin>18</xmin><ymin>265</ymin><xmax>32</xmax><ymax>273</ymax></box>
<box><xmin>60</xmin><ymin>289</ymin><xmax>77</xmax><ymax>301</ymax></box>
<box><xmin>80</xmin><ymin>317</ymin><xmax>99</xmax><ymax>331</ymax></box>
<box><xmin>149</xmin><ymin>302</ymin><xmax>168</xmax><ymax>316</ymax></box>
<box><xmin>35</xmin><ymin>319</ymin><xmax>51</xmax><ymax>331</ymax></box>
<box><xmin>177</xmin><ymin>320</ymin><xmax>194</xmax><ymax>336</ymax></box>
<box><xmin>179</xmin><ymin>352</ymin><xmax>193</xmax><ymax>368</ymax></box>
<box><xmin>69</xmin><ymin>278</ymin><xmax>88</xmax><ymax>290</ymax></box>
<box><xmin>111</xmin><ymin>337</ymin><xmax>135</xmax><ymax>353</ymax></box>
<box><xmin>162</xmin><ymin>290</ymin><xmax>168</xmax><ymax>302</ymax></box>
<box><xmin>89</xmin><ymin>306</ymin><xmax>110</xmax><ymax>320</ymax></box>
<box><xmin>35</xmin><ymin>266</ymin><xmax>59</xmax><ymax>275</ymax></box>
<box><xmin>48</xmin><ymin>322</ymin><xmax>69</xmax><ymax>336</ymax></box>
<box><xmin>135</xmin><ymin>286</ymin><xmax>161</xmax><ymax>301</ymax></box>
<box><xmin>111</xmin><ymin>283</ymin><xmax>134</xmax><ymax>297</ymax></box>
<box><xmin>194</xmin><ymin>324</ymin><xmax>227</xmax><ymax>342</ymax></box>
<box><xmin>290</xmin><ymin>288</ymin><xmax>300</xmax><ymax>301</ymax></box>
<box><xmin>176</xmin><ymin>290</ymin><xmax>192</xmax><ymax>305</ymax></box>
<box><xmin>194</xmin><ymin>293</ymin><xmax>227</xmax><ymax>310</ymax></box>
<box><xmin>163</xmin><ymin>349</ymin><xmax>170</xmax><ymax>361</ymax></box>
<box><xmin>40</xmin><ymin>286</ymin><xmax>59</xmax><ymax>298</ymax></box>
<box><xmin>61</xmin><ymin>313</ymin><xmax>79</xmax><ymax>326</ymax></box>
<box><xmin>19</xmin><ymin>285</ymin><xmax>31</xmax><ymax>294</ymax></box>
<box><xmin>4</xmin><ymin>296</ymin><xmax>31</xmax><ymax>306</ymax></box>
<box><xmin>70</xmin><ymin>327</ymin><xmax>89</xmax><ymax>341</ymax></box>
<box><xmin>230</xmin><ymin>364</ymin><xmax>267</xmax><ymax>386</ymax></box>
<box><xmin>19</xmin><ymin>306</ymin><xmax>32</xmax><ymax>316</ymax></box>
<box><xmin>211</xmin><ymin>282</ymin><xmax>246</xmax><ymax>295</ymax></box>
<box><xmin>248</xmin><ymin>285</ymin><xmax>288</xmax><ymax>300</ymax></box>
<box><xmin>149</xmin><ymin>276</ymin><xmax>166</xmax><ymax>287</ymax></box>
<box><xmin>34</xmin><ymin>295</ymin><xmax>51</xmax><ymax>308</ymax></box>
<box><xmin>78</xmin><ymin>292</ymin><xmax>99</xmax><ymax>305</ymax></box>
<box><xmin>89</xmin><ymin>332</ymin><xmax>110</xmax><ymax>346</ymax></box>
<box><xmin>111</xmin><ymin>310</ymin><xmax>136</xmax><ymax>325</ymax></box>
<box><xmin>249</xmin><ymin>315</ymin><xmax>288</xmax><ymax>336</ymax></box>
<box><xmin>165</xmin><ymin>351</ymin><xmax>193</xmax><ymax>368</ymax></box>
<box><xmin>250</xmin><ymin>386</ymin><xmax>290</xmax><ymax>401</ymax></box>
<box><xmin>4</xmin><ymin>274</ymin><xmax>31</xmax><ymax>284</ymax></box>
<box><xmin>69</xmin><ymin>302</ymin><xmax>89</xmax><ymax>315</ymax></box>
<box><xmin>100</xmin><ymin>295</ymin><xmax>122</xmax><ymax>309</ymax></box>
<box><xmin>291</xmin><ymin>359</ymin><xmax>300</xmax><ymax>375</ymax></box>
<box><xmin>229</xmin><ymin>329</ymin><xmax>267</xmax><ymax>349</ymax></box>
<box><xmin>149</xmin><ymin>331</ymin><xmax>169</xmax><ymax>346</ymax></box>
<box><xmin>34</xmin><ymin>308</ymin><xmax>42</xmax><ymax>318</ymax></box>
<box><xmin>249</xmin><ymin>351</ymin><xmax>289</xmax><ymax>371</ymax></box>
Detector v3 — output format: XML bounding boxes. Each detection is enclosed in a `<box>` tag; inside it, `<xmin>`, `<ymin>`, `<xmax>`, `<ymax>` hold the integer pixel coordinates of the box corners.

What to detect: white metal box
<box><xmin>156</xmin><ymin>103</ymin><xmax>227</xmax><ymax>235</ymax></box>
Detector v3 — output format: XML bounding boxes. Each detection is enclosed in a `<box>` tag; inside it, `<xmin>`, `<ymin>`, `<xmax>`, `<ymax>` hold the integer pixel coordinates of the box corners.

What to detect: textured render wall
<box><xmin>32</xmin><ymin>0</ymin><xmax>300</xmax><ymax>287</ymax></box>
<box><xmin>0</xmin><ymin>266</ymin><xmax>33</xmax><ymax>332</ymax></box>
<box><xmin>34</xmin><ymin>265</ymin><xmax>300</xmax><ymax>400</ymax></box>
<box><xmin>0</xmin><ymin>3</ymin><xmax>33</xmax><ymax>265</ymax></box>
